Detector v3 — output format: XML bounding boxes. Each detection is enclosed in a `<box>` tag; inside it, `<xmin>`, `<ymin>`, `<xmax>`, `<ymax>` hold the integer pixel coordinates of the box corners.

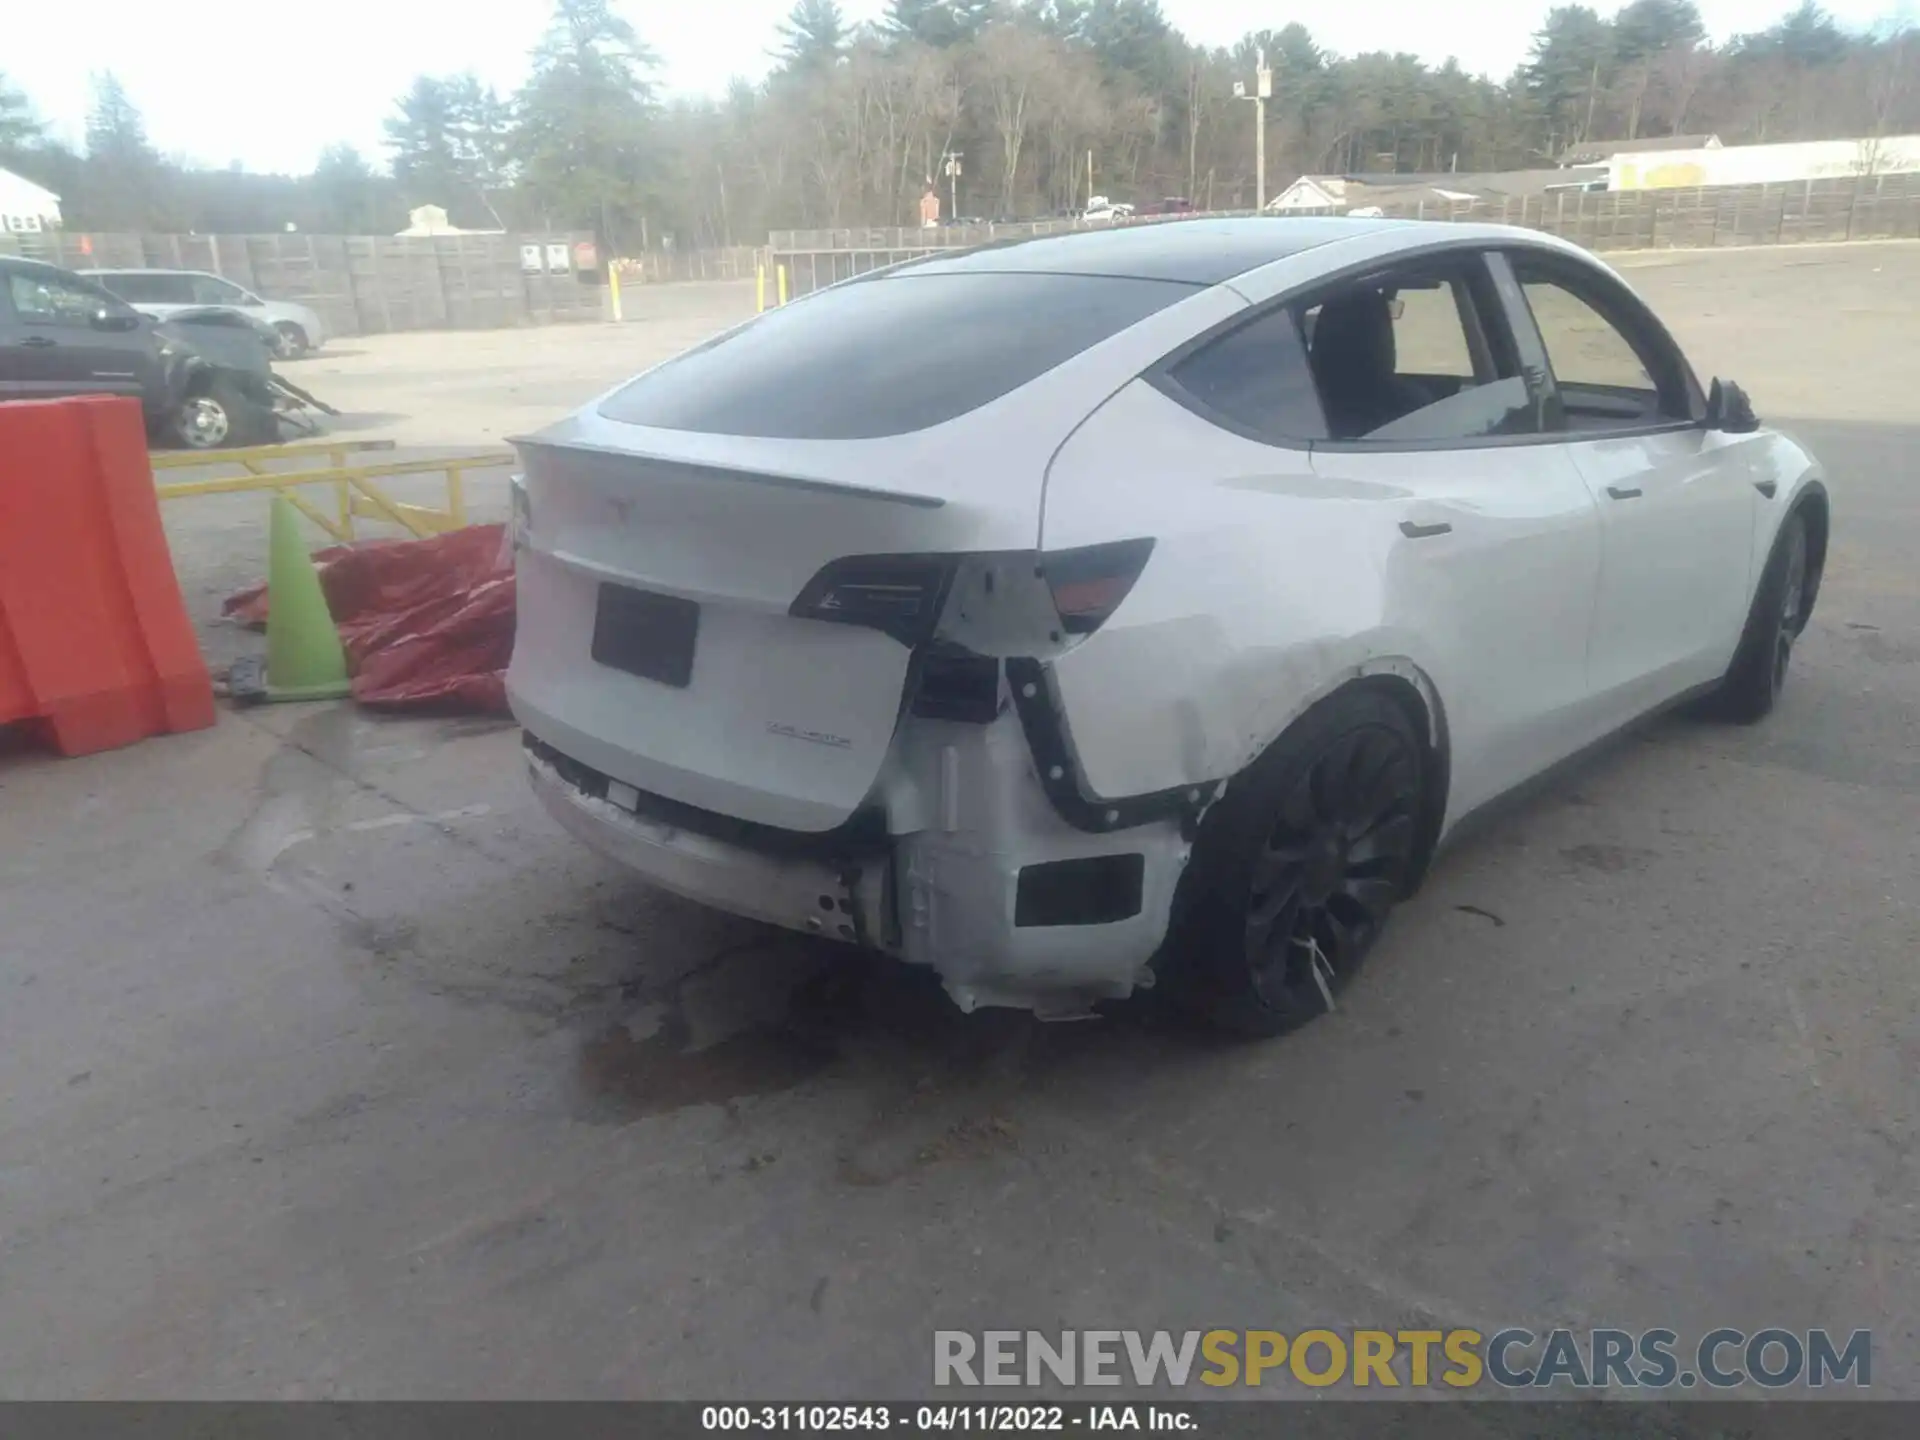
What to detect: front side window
<box><xmin>8</xmin><ymin>271</ymin><xmax>115</xmax><ymax>326</ymax></box>
<box><xmin>1510</xmin><ymin>258</ymin><xmax>1689</xmax><ymax>430</ymax></box>
<box><xmin>1302</xmin><ymin>260</ymin><xmax>1542</xmax><ymax>444</ymax></box>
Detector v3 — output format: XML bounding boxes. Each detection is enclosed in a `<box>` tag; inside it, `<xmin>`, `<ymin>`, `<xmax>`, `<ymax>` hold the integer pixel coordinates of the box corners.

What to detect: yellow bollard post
<box><xmin>446</xmin><ymin>464</ymin><xmax>467</xmax><ymax>527</ymax></box>
<box><xmin>778</xmin><ymin>264</ymin><xmax>789</xmax><ymax>306</ymax></box>
<box><xmin>756</xmin><ymin>266</ymin><xmax>767</xmax><ymax>314</ymax></box>
<box><xmin>609</xmin><ymin>262</ymin><xmax>624</xmax><ymax>323</ymax></box>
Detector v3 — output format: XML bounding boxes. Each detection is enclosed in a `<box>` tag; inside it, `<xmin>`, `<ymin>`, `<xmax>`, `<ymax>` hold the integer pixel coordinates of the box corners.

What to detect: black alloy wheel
<box><xmin>1771</xmin><ymin>518</ymin><xmax>1809</xmax><ymax>699</ymax></box>
<box><xmin>1243</xmin><ymin>723</ymin><xmax>1420</xmax><ymax>1017</ymax></box>
<box><xmin>1710</xmin><ymin>510</ymin><xmax>1815</xmax><ymax>724</ymax></box>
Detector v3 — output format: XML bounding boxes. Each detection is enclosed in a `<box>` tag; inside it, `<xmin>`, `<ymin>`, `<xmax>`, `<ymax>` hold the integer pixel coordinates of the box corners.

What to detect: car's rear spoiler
<box><xmin>509</xmin><ymin>436</ymin><xmax>947</xmax><ymax>510</ymax></box>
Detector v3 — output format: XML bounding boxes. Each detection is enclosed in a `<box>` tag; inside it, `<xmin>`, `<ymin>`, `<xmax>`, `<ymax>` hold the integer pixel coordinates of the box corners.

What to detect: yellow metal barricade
<box><xmin>153</xmin><ymin>440</ymin><xmax>515</xmax><ymax>542</ymax></box>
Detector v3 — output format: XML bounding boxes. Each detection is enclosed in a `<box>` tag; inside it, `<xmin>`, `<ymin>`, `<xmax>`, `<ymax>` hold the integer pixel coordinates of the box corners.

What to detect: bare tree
<box><xmin>978</xmin><ymin>24</ymin><xmax>1046</xmax><ymax>216</ymax></box>
<box><xmin>1649</xmin><ymin>42</ymin><xmax>1708</xmax><ymax>136</ymax></box>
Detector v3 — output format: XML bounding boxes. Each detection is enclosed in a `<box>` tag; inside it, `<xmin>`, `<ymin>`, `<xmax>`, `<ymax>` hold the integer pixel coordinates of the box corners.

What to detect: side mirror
<box><xmin>90</xmin><ymin>307</ymin><xmax>142</xmax><ymax>333</ymax></box>
<box><xmin>1706</xmin><ymin>377</ymin><xmax>1760</xmax><ymax>434</ymax></box>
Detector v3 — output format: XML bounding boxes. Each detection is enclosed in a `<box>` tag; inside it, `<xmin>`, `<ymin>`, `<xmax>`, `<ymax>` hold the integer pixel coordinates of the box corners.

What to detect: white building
<box><xmin>1610</xmin><ymin>135</ymin><xmax>1920</xmax><ymax>190</ymax></box>
<box><xmin>0</xmin><ymin>166</ymin><xmax>62</xmax><ymax>234</ymax></box>
<box><xmin>1268</xmin><ymin>176</ymin><xmax>1348</xmax><ymax>212</ymax></box>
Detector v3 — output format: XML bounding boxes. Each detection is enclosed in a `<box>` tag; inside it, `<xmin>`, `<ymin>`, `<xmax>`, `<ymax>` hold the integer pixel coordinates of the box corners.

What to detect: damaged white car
<box><xmin>507</xmin><ymin>218</ymin><xmax>1826</xmax><ymax>1035</ymax></box>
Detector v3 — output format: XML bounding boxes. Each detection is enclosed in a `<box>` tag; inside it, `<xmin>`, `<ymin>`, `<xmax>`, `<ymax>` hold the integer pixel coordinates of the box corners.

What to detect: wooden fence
<box><xmin>0</xmin><ymin>229</ymin><xmax>607</xmax><ymax>337</ymax></box>
<box><xmin>768</xmin><ymin>172</ymin><xmax>1920</xmax><ymax>298</ymax></box>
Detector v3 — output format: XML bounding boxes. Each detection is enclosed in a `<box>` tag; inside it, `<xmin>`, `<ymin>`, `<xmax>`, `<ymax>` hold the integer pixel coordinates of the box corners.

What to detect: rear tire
<box><xmin>272</xmin><ymin>323</ymin><xmax>311</xmax><ymax>360</ymax></box>
<box><xmin>1709</xmin><ymin>512</ymin><xmax>1810</xmax><ymax>724</ymax></box>
<box><xmin>1159</xmin><ymin>687</ymin><xmax>1426</xmax><ymax>1038</ymax></box>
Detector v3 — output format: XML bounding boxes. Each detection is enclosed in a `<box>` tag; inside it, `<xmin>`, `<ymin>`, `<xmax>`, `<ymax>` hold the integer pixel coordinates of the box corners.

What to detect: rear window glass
<box><xmin>598</xmin><ymin>271</ymin><xmax>1197</xmax><ymax>439</ymax></box>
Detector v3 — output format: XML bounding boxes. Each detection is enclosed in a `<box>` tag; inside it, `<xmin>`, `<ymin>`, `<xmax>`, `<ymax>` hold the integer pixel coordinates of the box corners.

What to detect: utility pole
<box><xmin>1257</xmin><ymin>52</ymin><xmax>1271</xmax><ymax>212</ymax></box>
<box><xmin>1236</xmin><ymin>51</ymin><xmax>1273</xmax><ymax>212</ymax></box>
<box><xmin>942</xmin><ymin>150</ymin><xmax>963</xmax><ymax>224</ymax></box>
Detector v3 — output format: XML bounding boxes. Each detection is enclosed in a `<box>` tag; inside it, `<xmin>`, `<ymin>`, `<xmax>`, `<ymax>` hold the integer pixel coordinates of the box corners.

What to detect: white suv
<box><xmin>508</xmin><ymin>219</ymin><xmax>1822</xmax><ymax>1035</ymax></box>
<box><xmin>88</xmin><ymin>268</ymin><xmax>327</xmax><ymax>359</ymax></box>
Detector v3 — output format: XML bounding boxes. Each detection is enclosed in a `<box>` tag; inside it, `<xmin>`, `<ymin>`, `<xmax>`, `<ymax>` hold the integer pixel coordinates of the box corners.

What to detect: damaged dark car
<box><xmin>0</xmin><ymin>255</ymin><xmax>282</xmax><ymax>448</ymax></box>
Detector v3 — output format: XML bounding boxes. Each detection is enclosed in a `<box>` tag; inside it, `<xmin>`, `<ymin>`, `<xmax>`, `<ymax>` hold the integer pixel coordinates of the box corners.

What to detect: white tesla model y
<box><xmin>507</xmin><ymin>218</ymin><xmax>1827</xmax><ymax>1036</ymax></box>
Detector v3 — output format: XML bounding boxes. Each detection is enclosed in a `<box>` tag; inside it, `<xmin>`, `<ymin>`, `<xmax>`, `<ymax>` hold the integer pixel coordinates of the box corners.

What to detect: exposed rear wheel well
<box><xmin>1159</xmin><ymin>674</ymin><xmax>1444</xmax><ymax>1034</ymax></box>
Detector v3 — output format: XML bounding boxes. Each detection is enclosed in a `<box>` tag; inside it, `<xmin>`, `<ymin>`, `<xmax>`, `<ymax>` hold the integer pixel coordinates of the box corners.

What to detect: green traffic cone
<box><xmin>261</xmin><ymin>495</ymin><xmax>350</xmax><ymax>702</ymax></box>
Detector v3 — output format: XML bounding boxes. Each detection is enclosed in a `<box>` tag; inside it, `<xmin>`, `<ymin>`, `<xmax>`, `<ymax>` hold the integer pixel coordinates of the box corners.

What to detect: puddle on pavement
<box><xmin>569</xmin><ymin>946</ymin><xmax>870</xmax><ymax>1120</ymax></box>
<box><xmin>572</xmin><ymin>1020</ymin><xmax>839</xmax><ymax>1121</ymax></box>
<box><xmin>563</xmin><ymin>937</ymin><xmax>1213</xmax><ymax>1133</ymax></box>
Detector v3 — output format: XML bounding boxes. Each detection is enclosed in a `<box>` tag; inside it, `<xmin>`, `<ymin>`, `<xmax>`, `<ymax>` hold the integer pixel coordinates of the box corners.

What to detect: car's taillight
<box><xmin>1039</xmin><ymin>539</ymin><xmax>1155</xmax><ymax>635</ymax></box>
<box><xmin>790</xmin><ymin>554</ymin><xmax>957</xmax><ymax>646</ymax></box>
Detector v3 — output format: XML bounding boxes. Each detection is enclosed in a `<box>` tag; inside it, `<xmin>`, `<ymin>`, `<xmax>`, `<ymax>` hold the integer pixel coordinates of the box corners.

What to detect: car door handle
<box><xmin>18</xmin><ymin>335</ymin><xmax>56</xmax><ymax>348</ymax></box>
<box><xmin>1754</xmin><ymin>479</ymin><xmax>1778</xmax><ymax>498</ymax></box>
<box><xmin>1605</xmin><ymin>485</ymin><xmax>1643</xmax><ymax>500</ymax></box>
<box><xmin>1399</xmin><ymin>521</ymin><xmax>1453</xmax><ymax>539</ymax></box>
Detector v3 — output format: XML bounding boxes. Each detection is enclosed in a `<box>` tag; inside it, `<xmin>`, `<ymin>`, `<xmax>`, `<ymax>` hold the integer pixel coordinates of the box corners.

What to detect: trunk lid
<box><xmin>507</xmin><ymin>414</ymin><xmax>1045</xmax><ymax>833</ymax></box>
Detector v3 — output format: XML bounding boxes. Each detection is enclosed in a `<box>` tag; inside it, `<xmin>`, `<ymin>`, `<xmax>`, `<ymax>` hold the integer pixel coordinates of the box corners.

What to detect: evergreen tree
<box><xmin>884</xmin><ymin>0</ymin><xmax>993</xmax><ymax>49</ymax></box>
<box><xmin>312</xmin><ymin>144</ymin><xmax>396</xmax><ymax>233</ymax></box>
<box><xmin>1522</xmin><ymin>6</ymin><xmax>1618</xmax><ymax>147</ymax></box>
<box><xmin>385</xmin><ymin>77</ymin><xmax>466</xmax><ymax>209</ymax></box>
<box><xmin>0</xmin><ymin>71</ymin><xmax>43</xmax><ymax>156</ymax></box>
<box><xmin>1611</xmin><ymin>0</ymin><xmax>1704</xmax><ymax>65</ymax></box>
<box><xmin>512</xmin><ymin>0</ymin><xmax>661</xmax><ymax>247</ymax></box>
<box><xmin>776</xmin><ymin>0</ymin><xmax>848</xmax><ymax>71</ymax></box>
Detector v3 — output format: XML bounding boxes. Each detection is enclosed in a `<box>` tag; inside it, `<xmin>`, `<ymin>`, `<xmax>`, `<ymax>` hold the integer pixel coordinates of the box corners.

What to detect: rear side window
<box><xmin>98</xmin><ymin>273</ymin><xmax>193</xmax><ymax>303</ymax></box>
<box><xmin>1164</xmin><ymin>306</ymin><xmax>1328</xmax><ymax>442</ymax></box>
<box><xmin>598</xmin><ymin>271</ymin><xmax>1195</xmax><ymax>440</ymax></box>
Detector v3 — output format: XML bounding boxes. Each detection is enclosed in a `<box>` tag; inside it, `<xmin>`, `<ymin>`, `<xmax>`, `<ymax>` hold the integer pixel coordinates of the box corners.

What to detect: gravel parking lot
<box><xmin>4</xmin><ymin>242</ymin><xmax>1918</xmax><ymax>1402</ymax></box>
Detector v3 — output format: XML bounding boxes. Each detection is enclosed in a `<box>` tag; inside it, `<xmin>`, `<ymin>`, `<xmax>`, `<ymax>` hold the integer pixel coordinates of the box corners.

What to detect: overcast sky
<box><xmin>9</xmin><ymin>0</ymin><xmax>1914</xmax><ymax>175</ymax></box>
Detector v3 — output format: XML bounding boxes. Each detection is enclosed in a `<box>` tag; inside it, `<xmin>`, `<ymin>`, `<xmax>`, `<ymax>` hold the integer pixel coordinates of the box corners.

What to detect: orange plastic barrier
<box><xmin>0</xmin><ymin>396</ymin><xmax>216</xmax><ymax>756</ymax></box>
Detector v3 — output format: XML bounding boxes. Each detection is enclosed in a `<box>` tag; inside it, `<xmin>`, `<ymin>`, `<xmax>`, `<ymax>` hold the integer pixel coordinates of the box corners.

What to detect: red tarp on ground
<box><xmin>224</xmin><ymin>523</ymin><xmax>515</xmax><ymax>714</ymax></box>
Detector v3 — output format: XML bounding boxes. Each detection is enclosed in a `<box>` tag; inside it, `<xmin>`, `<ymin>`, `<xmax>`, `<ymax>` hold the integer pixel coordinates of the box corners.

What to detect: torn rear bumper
<box><xmin>523</xmin><ymin>715</ymin><xmax>1193</xmax><ymax>1017</ymax></box>
<box><xmin>527</xmin><ymin>747</ymin><xmax>890</xmax><ymax>945</ymax></box>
